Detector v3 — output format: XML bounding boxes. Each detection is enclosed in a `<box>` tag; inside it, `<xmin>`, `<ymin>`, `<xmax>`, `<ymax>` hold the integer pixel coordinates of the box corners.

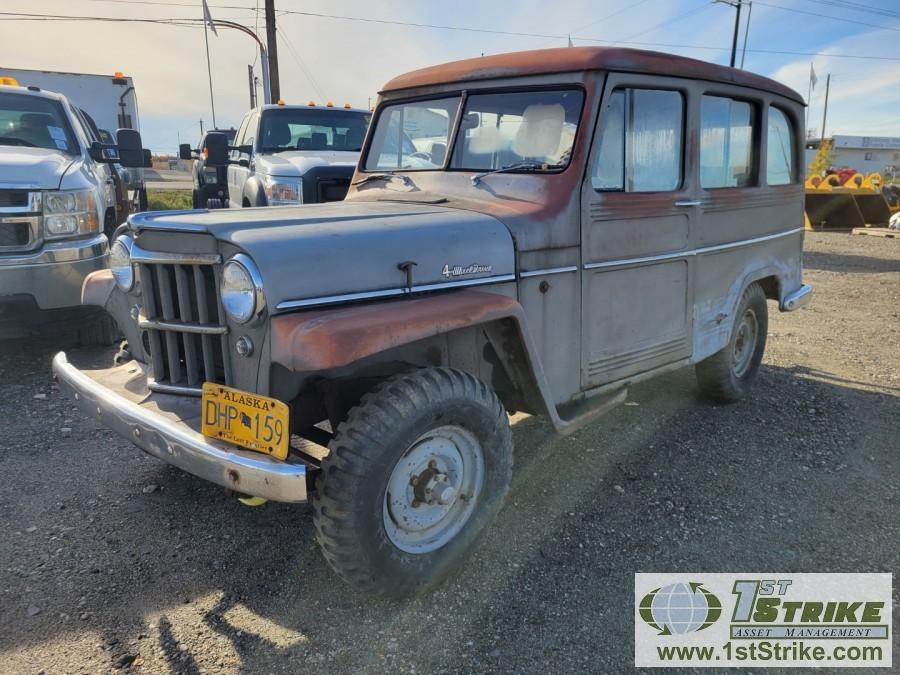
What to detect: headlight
<box><xmin>221</xmin><ymin>254</ymin><xmax>265</xmax><ymax>324</ymax></box>
<box><xmin>42</xmin><ymin>188</ymin><xmax>99</xmax><ymax>239</ymax></box>
<box><xmin>110</xmin><ymin>235</ymin><xmax>135</xmax><ymax>291</ymax></box>
<box><xmin>262</xmin><ymin>175</ymin><xmax>302</xmax><ymax>205</ymax></box>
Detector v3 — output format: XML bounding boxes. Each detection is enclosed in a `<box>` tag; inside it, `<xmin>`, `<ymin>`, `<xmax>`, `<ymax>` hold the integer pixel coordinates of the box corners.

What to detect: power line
<box><xmin>5</xmin><ymin>10</ymin><xmax>900</xmax><ymax>62</ymax></box>
<box><xmin>753</xmin><ymin>0</ymin><xmax>900</xmax><ymax>33</ymax></box>
<box><xmin>275</xmin><ymin>24</ymin><xmax>324</xmax><ymax>100</ymax></box>
<box><xmin>797</xmin><ymin>0</ymin><xmax>900</xmax><ymax>20</ymax></box>
<box><xmin>618</xmin><ymin>2</ymin><xmax>714</xmax><ymax>43</ymax></box>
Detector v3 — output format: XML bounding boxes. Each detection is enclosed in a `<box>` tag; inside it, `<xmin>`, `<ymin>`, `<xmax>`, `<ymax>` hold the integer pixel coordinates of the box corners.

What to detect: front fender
<box><xmin>243</xmin><ymin>176</ymin><xmax>267</xmax><ymax>207</ymax></box>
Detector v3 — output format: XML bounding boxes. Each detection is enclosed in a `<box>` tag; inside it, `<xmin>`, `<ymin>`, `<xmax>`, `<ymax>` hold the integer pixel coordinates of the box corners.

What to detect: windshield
<box><xmin>259</xmin><ymin>108</ymin><xmax>370</xmax><ymax>153</ymax></box>
<box><xmin>0</xmin><ymin>92</ymin><xmax>78</xmax><ymax>154</ymax></box>
<box><xmin>364</xmin><ymin>89</ymin><xmax>583</xmax><ymax>173</ymax></box>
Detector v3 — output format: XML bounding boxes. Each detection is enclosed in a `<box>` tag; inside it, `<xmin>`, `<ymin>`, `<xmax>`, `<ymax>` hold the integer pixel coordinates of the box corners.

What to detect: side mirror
<box><xmin>116</xmin><ymin>128</ymin><xmax>146</xmax><ymax>168</ymax></box>
<box><xmin>142</xmin><ymin>148</ymin><xmax>152</xmax><ymax>168</ymax></box>
<box><xmin>179</xmin><ymin>143</ymin><xmax>194</xmax><ymax>160</ymax></box>
<box><xmin>204</xmin><ymin>132</ymin><xmax>229</xmax><ymax>166</ymax></box>
<box><xmin>238</xmin><ymin>144</ymin><xmax>252</xmax><ymax>156</ymax></box>
<box><xmin>238</xmin><ymin>158</ymin><xmax>250</xmax><ymax>168</ymax></box>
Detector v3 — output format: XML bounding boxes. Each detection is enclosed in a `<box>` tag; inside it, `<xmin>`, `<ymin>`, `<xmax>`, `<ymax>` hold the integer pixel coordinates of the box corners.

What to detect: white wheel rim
<box><xmin>731</xmin><ymin>307</ymin><xmax>758</xmax><ymax>378</ymax></box>
<box><xmin>383</xmin><ymin>425</ymin><xmax>485</xmax><ymax>554</ymax></box>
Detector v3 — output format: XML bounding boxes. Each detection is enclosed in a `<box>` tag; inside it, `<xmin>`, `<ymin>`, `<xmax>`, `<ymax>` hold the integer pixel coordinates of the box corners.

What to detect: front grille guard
<box><xmin>133</xmin><ymin>243</ymin><xmax>233</xmax><ymax>396</ymax></box>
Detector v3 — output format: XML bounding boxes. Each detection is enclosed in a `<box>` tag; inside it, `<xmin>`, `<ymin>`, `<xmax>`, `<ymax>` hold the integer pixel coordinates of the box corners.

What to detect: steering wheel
<box><xmin>408</xmin><ymin>151</ymin><xmax>432</xmax><ymax>161</ymax></box>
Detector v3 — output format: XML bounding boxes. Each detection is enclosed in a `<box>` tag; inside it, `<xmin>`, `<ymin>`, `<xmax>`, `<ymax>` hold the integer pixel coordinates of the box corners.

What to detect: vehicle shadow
<box><xmin>2</xmin><ymin>353</ymin><xmax>898</xmax><ymax>672</ymax></box>
<box><xmin>803</xmin><ymin>249</ymin><xmax>900</xmax><ymax>273</ymax></box>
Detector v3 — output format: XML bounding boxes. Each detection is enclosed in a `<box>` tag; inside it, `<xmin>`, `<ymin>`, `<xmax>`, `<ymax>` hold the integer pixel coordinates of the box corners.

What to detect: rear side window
<box><xmin>592</xmin><ymin>88</ymin><xmax>683</xmax><ymax>192</ymax></box>
<box><xmin>767</xmin><ymin>107</ymin><xmax>795</xmax><ymax>185</ymax></box>
<box><xmin>700</xmin><ymin>96</ymin><xmax>756</xmax><ymax>188</ymax></box>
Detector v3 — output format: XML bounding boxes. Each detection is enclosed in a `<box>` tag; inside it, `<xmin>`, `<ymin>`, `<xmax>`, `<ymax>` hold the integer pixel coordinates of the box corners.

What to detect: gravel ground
<box><xmin>0</xmin><ymin>231</ymin><xmax>897</xmax><ymax>674</ymax></box>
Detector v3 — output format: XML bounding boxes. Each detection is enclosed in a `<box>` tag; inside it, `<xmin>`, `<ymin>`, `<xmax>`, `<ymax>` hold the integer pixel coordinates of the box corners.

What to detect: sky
<box><xmin>2</xmin><ymin>0</ymin><xmax>900</xmax><ymax>152</ymax></box>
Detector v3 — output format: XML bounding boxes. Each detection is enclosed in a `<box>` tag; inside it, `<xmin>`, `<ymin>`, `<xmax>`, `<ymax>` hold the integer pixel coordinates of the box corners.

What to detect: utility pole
<box><xmin>729</xmin><ymin>0</ymin><xmax>743</xmax><ymax>68</ymax></box>
<box><xmin>248</xmin><ymin>64</ymin><xmax>257</xmax><ymax>109</ymax></box>
<box><xmin>739</xmin><ymin>1</ymin><xmax>752</xmax><ymax>69</ymax></box>
<box><xmin>820</xmin><ymin>73</ymin><xmax>831</xmax><ymax>143</ymax></box>
<box><xmin>199</xmin><ymin>118</ymin><xmax>204</xmax><ymax>136</ymax></box>
<box><xmin>264</xmin><ymin>0</ymin><xmax>280</xmax><ymax>102</ymax></box>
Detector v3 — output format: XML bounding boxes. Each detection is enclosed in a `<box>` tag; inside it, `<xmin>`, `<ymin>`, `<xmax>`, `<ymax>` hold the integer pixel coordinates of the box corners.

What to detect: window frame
<box><xmin>765</xmin><ymin>104</ymin><xmax>798</xmax><ymax>186</ymax></box>
<box><xmin>359</xmin><ymin>84</ymin><xmax>587</xmax><ymax>176</ymax></box>
<box><xmin>698</xmin><ymin>94</ymin><xmax>760</xmax><ymax>190</ymax></box>
<box><xmin>590</xmin><ymin>85</ymin><xmax>687</xmax><ymax>194</ymax></box>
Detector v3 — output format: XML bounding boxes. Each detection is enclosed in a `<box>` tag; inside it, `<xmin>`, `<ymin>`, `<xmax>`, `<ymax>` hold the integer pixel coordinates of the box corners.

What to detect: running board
<box><xmin>553</xmin><ymin>386</ymin><xmax>628</xmax><ymax>436</ymax></box>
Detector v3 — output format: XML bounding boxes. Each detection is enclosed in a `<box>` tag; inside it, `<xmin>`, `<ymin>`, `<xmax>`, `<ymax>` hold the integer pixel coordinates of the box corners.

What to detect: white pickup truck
<box><xmin>0</xmin><ymin>76</ymin><xmax>148</xmax><ymax>343</ymax></box>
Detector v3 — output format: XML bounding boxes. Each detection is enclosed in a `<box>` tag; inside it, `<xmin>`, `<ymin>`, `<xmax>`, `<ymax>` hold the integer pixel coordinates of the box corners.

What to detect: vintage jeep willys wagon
<box><xmin>54</xmin><ymin>47</ymin><xmax>811</xmax><ymax>596</ymax></box>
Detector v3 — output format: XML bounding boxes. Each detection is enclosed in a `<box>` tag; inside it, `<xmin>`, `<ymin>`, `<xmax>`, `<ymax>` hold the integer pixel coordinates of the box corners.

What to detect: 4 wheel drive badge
<box><xmin>441</xmin><ymin>263</ymin><xmax>493</xmax><ymax>279</ymax></box>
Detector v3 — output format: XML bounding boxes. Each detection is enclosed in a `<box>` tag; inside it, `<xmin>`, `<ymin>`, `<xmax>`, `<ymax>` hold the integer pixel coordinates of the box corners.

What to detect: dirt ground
<box><xmin>0</xmin><ymin>231</ymin><xmax>897</xmax><ymax>674</ymax></box>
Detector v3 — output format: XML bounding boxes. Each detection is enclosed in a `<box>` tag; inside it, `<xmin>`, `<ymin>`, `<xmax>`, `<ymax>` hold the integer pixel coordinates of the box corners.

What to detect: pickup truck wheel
<box><xmin>312</xmin><ymin>368</ymin><xmax>512</xmax><ymax>597</ymax></box>
<box><xmin>695</xmin><ymin>282</ymin><xmax>768</xmax><ymax>403</ymax></box>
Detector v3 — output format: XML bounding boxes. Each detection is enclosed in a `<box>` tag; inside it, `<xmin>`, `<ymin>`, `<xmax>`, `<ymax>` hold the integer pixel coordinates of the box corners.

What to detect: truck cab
<box><xmin>55</xmin><ymin>47</ymin><xmax>811</xmax><ymax>595</ymax></box>
<box><xmin>0</xmin><ymin>78</ymin><xmax>147</xmax><ymax>342</ymax></box>
<box><xmin>225</xmin><ymin>102</ymin><xmax>370</xmax><ymax>207</ymax></box>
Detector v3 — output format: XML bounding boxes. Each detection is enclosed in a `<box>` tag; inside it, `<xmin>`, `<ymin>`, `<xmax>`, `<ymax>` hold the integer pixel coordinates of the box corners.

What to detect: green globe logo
<box><xmin>639</xmin><ymin>582</ymin><xmax>722</xmax><ymax>635</ymax></box>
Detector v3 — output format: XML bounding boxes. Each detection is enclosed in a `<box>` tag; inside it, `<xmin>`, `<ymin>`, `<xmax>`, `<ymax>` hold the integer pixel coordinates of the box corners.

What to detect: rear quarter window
<box><xmin>767</xmin><ymin>107</ymin><xmax>796</xmax><ymax>185</ymax></box>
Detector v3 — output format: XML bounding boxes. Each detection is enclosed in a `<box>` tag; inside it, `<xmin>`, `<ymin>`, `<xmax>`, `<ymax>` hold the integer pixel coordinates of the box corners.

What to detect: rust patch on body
<box><xmin>270</xmin><ymin>290</ymin><xmax>523</xmax><ymax>372</ymax></box>
<box><xmin>381</xmin><ymin>47</ymin><xmax>803</xmax><ymax>103</ymax></box>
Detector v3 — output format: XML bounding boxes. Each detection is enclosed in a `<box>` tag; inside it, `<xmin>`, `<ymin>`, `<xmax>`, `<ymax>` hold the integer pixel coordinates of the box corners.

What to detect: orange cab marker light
<box><xmin>344</xmin><ymin>102</ymin><xmax>352</xmax><ymax>109</ymax></box>
<box><xmin>0</xmin><ymin>76</ymin><xmax>19</xmax><ymax>86</ymax></box>
<box><xmin>307</xmin><ymin>100</ymin><xmax>316</xmax><ymax>106</ymax></box>
<box><xmin>114</xmin><ymin>71</ymin><xmax>125</xmax><ymax>78</ymax></box>
<box><xmin>202</xmin><ymin>147</ymin><xmax>209</xmax><ymax>158</ymax></box>
<box><xmin>277</xmin><ymin>98</ymin><xmax>286</xmax><ymax>106</ymax></box>
<box><xmin>326</xmin><ymin>100</ymin><xmax>334</xmax><ymax>107</ymax></box>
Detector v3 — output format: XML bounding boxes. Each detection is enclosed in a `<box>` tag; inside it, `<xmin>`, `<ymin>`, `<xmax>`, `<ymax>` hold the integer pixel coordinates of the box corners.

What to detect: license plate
<box><xmin>201</xmin><ymin>383</ymin><xmax>290</xmax><ymax>460</ymax></box>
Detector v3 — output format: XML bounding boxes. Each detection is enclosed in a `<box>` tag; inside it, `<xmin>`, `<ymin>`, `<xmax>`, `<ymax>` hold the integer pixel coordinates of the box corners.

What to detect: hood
<box><xmin>130</xmin><ymin>201</ymin><xmax>515</xmax><ymax>313</ymax></box>
<box><xmin>0</xmin><ymin>147</ymin><xmax>76</xmax><ymax>189</ymax></box>
<box><xmin>255</xmin><ymin>150</ymin><xmax>360</xmax><ymax>178</ymax></box>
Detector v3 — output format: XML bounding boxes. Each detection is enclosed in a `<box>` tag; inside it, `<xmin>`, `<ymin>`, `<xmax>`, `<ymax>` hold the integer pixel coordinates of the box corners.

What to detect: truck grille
<box><xmin>0</xmin><ymin>190</ymin><xmax>29</xmax><ymax>208</ymax></box>
<box><xmin>135</xmin><ymin>246</ymin><xmax>232</xmax><ymax>395</ymax></box>
<box><xmin>0</xmin><ymin>220</ymin><xmax>30</xmax><ymax>247</ymax></box>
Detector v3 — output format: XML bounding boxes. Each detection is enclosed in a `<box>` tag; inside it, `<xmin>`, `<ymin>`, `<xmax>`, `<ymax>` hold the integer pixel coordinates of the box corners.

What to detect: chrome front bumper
<box><xmin>780</xmin><ymin>283</ymin><xmax>813</xmax><ymax>312</ymax></box>
<box><xmin>0</xmin><ymin>234</ymin><xmax>108</xmax><ymax>309</ymax></box>
<box><xmin>52</xmin><ymin>352</ymin><xmax>308</xmax><ymax>502</ymax></box>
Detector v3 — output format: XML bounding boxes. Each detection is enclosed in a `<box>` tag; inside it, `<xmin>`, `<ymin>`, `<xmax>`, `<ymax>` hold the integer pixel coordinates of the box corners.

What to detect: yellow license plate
<box><xmin>201</xmin><ymin>383</ymin><xmax>290</xmax><ymax>460</ymax></box>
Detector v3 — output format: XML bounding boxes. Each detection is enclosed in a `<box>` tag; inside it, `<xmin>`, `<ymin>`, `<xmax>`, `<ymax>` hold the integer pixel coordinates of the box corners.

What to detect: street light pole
<box><xmin>209</xmin><ymin>20</ymin><xmax>272</xmax><ymax>103</ymax></box>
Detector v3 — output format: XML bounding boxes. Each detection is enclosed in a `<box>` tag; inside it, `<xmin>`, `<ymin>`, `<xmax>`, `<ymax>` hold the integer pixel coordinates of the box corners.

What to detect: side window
<box><xmin>767</xmin><ymin>107</ymin><xmax>795</xmax><ymax>185</ymax></box>
<box><xmin>700</xmin><ymin>96</ymin><xmax>756</xmax><ymax>188</ymax></box>
<box><xmin>592</xmin><ymin>88</ymin><xmax>683</xmax><ymax>192</ymax></box>
<box><xmin>231</xmin><ymin>116</ymin><xmax>250</xmax><ymax>160</ymax></box>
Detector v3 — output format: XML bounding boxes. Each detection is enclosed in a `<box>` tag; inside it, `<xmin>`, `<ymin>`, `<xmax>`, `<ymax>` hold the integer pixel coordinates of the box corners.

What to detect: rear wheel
<box><xmin>695</xmin><ymin>282</ymin><xmax>768</xmax><ymax>403</ymax></box>
<box><xmin>312</xmin><ymin>368</ymin><xmax>513</xmax><ymax>597</ymax></box>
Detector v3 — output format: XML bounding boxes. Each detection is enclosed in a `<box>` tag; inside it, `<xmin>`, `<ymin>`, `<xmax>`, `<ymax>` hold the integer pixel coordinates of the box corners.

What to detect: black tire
<box><xmin>206</xmin><ymin>197</ymin><xmax>222</xmax><ymax>209</ymax></box>
<box><xmin>312</xmin><ymin>368</ymin><xmax>513</xmax><ymax>598</ymax></box>
<box><xmin>695</xmin><ymin>282</ymin><xmax>768</xmax><ymax>403</ymax></box>
<box><xmin>76</xmin><ymin>311</ymin><xmax>121</xmax><ymax>347</ymax></box>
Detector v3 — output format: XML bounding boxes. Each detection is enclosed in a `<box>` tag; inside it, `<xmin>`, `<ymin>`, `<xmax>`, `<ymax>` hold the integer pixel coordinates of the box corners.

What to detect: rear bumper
<box><xmin>0</xmin><ymin>234</ymin><xmax>108</xmax><ymax>309</ymax></box>
<box><xmin>52</xmin><ymin>351</ymin><xmax>308</xmax><ymax>503</ymax></box>
<box><xmin>780</xmin><ymin>283</ymin><xmax>813</xmax><ymax>312</ymax></box>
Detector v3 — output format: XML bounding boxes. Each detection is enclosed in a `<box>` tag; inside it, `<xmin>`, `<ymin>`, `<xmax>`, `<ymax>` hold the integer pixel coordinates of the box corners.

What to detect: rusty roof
<box><xmin>381</xmin><ymin>47</ymin><xmax>804</xmax><ymax>103</ymax></box>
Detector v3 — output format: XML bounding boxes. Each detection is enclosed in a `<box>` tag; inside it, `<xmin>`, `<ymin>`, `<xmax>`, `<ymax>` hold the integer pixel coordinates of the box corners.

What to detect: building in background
<box><xmin>805</xmin><ymin>135</ymin><xmax>900</xmax><ymax>176</ymax></box>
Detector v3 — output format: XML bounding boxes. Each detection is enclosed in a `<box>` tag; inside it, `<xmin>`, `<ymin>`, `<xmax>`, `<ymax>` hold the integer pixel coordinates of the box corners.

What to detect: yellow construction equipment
<box><xmin>804</xmin><ymin>171</ymin><xmax>893</xmax><ymax>230</ymax></box>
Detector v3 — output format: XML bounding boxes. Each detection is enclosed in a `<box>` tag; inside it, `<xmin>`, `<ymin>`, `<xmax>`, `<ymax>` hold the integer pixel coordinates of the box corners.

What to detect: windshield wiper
<box><xmin>0</xmin><ymin>136</ymin><xmax>36</xmax><ymax>148</ymax></box>
<box><xmin>470</xmin><ymin>161</ymin><xmax>555</xmax><ymax>186</ymax></box>
<box><xmin>352</xmin><ymin>173</ymin><xmax>413</xmax><ymax>187</ymax></box>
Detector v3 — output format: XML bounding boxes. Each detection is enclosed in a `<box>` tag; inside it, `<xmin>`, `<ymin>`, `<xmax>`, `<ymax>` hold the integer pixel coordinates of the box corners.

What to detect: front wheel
<box><xmin>695</xmin><ymin>282</ymin><xmax>768</xmax><ymax>403</ymax></box>
<box><xmin>312</xmin><ymin>368</ymin><xmax>513</xmax><ymax>597</ymax></box>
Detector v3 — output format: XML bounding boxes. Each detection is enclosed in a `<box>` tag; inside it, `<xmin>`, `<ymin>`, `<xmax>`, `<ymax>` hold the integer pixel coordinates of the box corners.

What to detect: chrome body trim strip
<box><xmin>275</xmin><ymin>273</ymin><xmax>517</xmax><ymax>311</ymax></box>
<box><xmin>131</xmin><ymin>243</ymin><xmax>221</xmax><ymax>266</ymax></box>
<box><xmin>52</xmin><ymin>352</ymin><xmax>307</xmax><ymax>503</ymax></box>
<box><xmin>519</xmin><ymin>265</ymin><xmax>578</xmax><ymax>278</ymax></box>
<box><xmin>138</xmin><ymin>316</ymin><xmax>228</xmax><ymax>335</ymax></box>
<box><xmin>583</xmin><ymin>228</ymin><xmax>804</xmax><ymax>271</ymax></box>
<box><xmin>780</xmin><ymin>283</ymin><xmax>813</xmax><ymax>312</ymax></box>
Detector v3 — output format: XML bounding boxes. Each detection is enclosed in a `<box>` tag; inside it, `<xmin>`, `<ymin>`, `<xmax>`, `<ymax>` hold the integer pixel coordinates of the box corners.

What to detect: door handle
<box><xmin>674</xmin><ymin>199</ymin><xmax>702</xmax><ymax>207</ymax></box>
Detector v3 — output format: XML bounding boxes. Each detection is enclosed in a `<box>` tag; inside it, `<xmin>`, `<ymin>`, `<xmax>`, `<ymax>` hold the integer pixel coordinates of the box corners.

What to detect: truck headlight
<box><xmin>110</xmin><ymin>234</ymin><xmax>135</xmax><ymax>291</ymax></box>
<box><xmin>221</xmin><ymin>254</ymin><xmax>265</xmax><ymax>324</ymax></box>
<box><xmin>42</xmin><ymin>188</ymin><xmax>99</xmax><ymax>239</ymax></box>
<box><xmin>262</xmin><ymin>175</ymin><xmax>302</xmax><ymax>205</ymax></box>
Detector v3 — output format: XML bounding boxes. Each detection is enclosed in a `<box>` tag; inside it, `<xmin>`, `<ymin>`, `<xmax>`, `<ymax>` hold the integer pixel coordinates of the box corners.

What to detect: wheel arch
<box><xmin>243</xmin><ymin>176</ymin><xmax>267</xmax><ymax>207</ymax></box>
<box><xmin>269</xmin><ymin>290</ymin><xmax>557</xmax><ymax>421</ymax></box>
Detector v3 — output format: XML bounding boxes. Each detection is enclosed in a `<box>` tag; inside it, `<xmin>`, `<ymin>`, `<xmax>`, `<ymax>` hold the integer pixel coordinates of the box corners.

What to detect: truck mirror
<box><xmin>204</xmin><ymin>132</ymin><xmax>229</xmax><ymax>166</ymax></box>
<box><xmin>116</xmin><ymin>128</ymin><xmax>146</xmax><ymax>168</ymax></box>
<box><xmin>179</xmin><ymin>143</ymin><xmax>194</xmax><ymax>160</ymax></box>
<box><xmin>142</xmin><ymin>148</ymin><xmax>152</xmax><ymax>168</ymax></box>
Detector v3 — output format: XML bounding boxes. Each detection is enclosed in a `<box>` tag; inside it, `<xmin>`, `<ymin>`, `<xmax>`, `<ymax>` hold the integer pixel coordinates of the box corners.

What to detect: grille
<box><xmin>0</xmin><ymin>220</ymin><xmax>30</xmax><ymax>247</ymax></box>
<box><xmin>317</xmin><ymin>178</ymin><xmax>350</xmax><ymax>202</ymax></box>
<box><xmin>0</xmin><ymin>190</ymin><xmax>29</xmax><ymax>208</ymax></box>
<box><xmin>136</xmin><ymin>249</ymin><xmax>232</xmax><ymax>395</ymax></box>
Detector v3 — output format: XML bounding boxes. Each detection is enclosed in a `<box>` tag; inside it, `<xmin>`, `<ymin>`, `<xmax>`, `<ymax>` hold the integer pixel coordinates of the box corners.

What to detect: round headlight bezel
<box><xmin>221</xmin><ymin>254</ymin><xmax>265</xmax><ymax>324</ymax></box>
<box><xmin>110</xmin><ymin>234</ymin><xmax>135</xmax><ymax>291</ymax></box>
